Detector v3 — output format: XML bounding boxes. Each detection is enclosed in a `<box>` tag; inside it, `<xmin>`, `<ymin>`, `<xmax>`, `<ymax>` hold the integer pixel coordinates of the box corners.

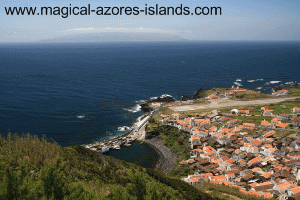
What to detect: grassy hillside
<box><xmin>193</xmin><ymin>88</ymin><xmax>272</xmax><ymax>101</ymax></box>
<box><xmin>146</xmin><ymin>124</ymin><xmax>195</xmax><ymax>177</ymax></box>
<box><xmin>0</xmin><ymin>133</ymin><xmax>221</xmax><ymax>200</ymax></box>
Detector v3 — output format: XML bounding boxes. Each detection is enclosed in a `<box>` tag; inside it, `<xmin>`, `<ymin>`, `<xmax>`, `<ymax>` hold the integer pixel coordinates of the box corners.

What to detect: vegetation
<box><xmin>146</xmin><ymin>125</ymin><xmax>193</xmax><ymax>177</ymax></box>
<box><xmin>0</xmin><ymin>133</ymin><xmax>224</xmax><ymax>200</ymax></box>
<box><xmin>268</xmin><ymin>98</ymin><xmax>300</xmax><ymax>114</ymax></box>
<box><xmin>229</xmin><ymin>116</ymin><xmax>273</xmax><ymax>126</ymax></box>
<box><xmin>288</xmin><ymin>88</ymin><xmax>300</xmax><ymax>97</ymax></box>
<box><xmin>232</xmin><ymin>90</ymin><xmax>272</xmax><ymax>101</ymax></box>
<box><xmin>196</xmin><ymin>182</ymin><xmax>276</xmax><ymax>200</ymax></box>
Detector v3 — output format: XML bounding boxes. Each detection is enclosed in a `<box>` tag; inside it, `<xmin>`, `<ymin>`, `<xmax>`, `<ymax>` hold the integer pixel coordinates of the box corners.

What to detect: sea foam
<box><xmin>123</xmin><ymin>104</ymin><xmax>142</xmax><ymax>113</ymax></box>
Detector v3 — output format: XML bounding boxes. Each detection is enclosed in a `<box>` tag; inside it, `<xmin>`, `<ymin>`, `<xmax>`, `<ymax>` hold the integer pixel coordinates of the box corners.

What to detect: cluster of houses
<box><xmin>159</xmin><ymin>103</ymin><xmax>300</xmax><ymax>199</ymax></box>
<box><xmin>272</xmin><ymin>89</ymin><xmax>289</xmax><ymax>97</ymax></box>
<box><xmin>205</xmin><ymin>89</ymin><xmax>247</xmax><ymax>100</ymax></box>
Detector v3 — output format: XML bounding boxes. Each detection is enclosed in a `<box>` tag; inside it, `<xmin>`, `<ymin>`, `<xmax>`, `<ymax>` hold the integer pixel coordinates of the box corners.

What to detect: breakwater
<box><xmin>82</xmin><ymin>115</ymin><xmax>150</xmax><ymax>153</ymax></box>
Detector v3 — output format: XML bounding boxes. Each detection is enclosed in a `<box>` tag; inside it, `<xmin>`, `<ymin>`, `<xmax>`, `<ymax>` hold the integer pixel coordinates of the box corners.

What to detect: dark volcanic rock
<box><xmin>140</xmin><ymin>96</ymin><xmax>176</xmax><ymax>113</ymax></box>
<box><xmin>181</xmin><ymin>95</ymin><xmax>191</xmax><ymax>101</ymax></box>
<box><xmin>193</xmin><ymin>88</ymin><xmax>206</xmax><ymax>99</ymax></box>
<box><xmin>147</xmin><ymin>96</ymin><xmax>175</xmax><ymax>103</ymax></box>
<box><xmin>140</xmin><ymin>103</ymin><xmax>151</xmax><ymax>113</ymax></box>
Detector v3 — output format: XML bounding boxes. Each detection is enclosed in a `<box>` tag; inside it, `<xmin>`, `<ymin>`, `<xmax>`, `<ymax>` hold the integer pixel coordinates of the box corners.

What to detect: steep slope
<box><xmin>0</xmin><ymin>133</ymin><xmax>220</xmax><ymax>200</ymax></box>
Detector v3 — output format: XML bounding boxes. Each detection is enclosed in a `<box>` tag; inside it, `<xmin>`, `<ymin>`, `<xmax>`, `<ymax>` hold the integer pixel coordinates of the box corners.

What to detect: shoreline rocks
<box><xmin>144</xmin><ymin>137</ymin><xmax>179</xmax><ymax>174</ymax></box>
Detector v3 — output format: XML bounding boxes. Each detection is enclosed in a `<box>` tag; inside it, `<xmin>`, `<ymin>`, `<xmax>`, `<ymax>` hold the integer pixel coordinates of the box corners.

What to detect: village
<box><xmin>157</xmin><ymin>88</ymin><xmax>300</xmax><ymax>199</ymax></box>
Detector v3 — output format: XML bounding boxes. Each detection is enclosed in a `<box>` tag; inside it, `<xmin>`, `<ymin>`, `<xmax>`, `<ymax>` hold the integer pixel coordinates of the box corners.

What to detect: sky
<box><xmin>0</xmin><ymin>0</ymin><xmax>299</xmax><ymax>42</ymax></box>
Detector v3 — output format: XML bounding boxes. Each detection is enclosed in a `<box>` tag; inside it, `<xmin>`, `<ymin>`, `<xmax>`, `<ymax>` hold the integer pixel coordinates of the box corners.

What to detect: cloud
<box><xmin>64</xmin><ymin>27</ymin><xmax>169</xmax><ymax>33</ymax></box>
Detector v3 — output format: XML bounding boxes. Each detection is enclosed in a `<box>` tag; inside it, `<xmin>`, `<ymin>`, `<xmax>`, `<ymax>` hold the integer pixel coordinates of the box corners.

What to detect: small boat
<box><xmin>113</xmin><ymin>145</ymin><xmax>120</xmax><ymax>150</ymax></box>
<box><xmin>77</xmin><ymin>115</ymin><xmax>85</xmax><ymax>119</ymax></box>
<box><xmin>101</xmin><ymin>146</ymin><xmax>109</xmax><ymax>153</ymax></box>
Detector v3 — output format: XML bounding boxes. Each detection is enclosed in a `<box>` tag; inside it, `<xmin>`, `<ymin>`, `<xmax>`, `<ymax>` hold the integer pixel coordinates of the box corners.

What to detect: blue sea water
<box><xmin>0</xmin><ymin>41</ymin><xmax>299</xmax><ymax>151</ymax></box>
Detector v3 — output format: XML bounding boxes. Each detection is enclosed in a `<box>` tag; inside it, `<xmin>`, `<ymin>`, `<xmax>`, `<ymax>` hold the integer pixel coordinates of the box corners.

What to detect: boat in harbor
<box><xmin>101</xmin><ymin>146</ymin><xmax>109</xmax><ymax>153</ymax></box>
<box><xmin>113</xmin><ymin>145</ymin><xmax>121</xmax><ymax>150</ymax></box>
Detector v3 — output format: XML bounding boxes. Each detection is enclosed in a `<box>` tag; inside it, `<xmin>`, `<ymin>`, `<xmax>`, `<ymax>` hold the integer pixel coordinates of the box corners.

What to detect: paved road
<box><xmin>170</xmin><ymin>97</ymin><xmax>298</xmax><ymax>112</ymax></box>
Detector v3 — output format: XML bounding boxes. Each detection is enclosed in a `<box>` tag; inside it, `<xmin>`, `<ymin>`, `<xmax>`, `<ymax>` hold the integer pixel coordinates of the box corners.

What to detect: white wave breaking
<box><xmin>117</xmin><ymin>126</ymin><xmax>132</xmax><ymax>131</ymax></box>
<box><xmin>270</xmin><ymin>81</ymin><xmax>281</xmax><ymax>84</ymax></box>
<box><xmin>256</xmin><ymin>87</ymin><xmax>262</xmax><ymax>90</ymax></box>
<box><xmin>123</xmin><ymin>104</ymin><xmax>142</xmax><ymax>113</ymax></box>
<box><xmin>135</xmin><ymin>100</ymin><xmax>146</xmax><ymax>104</ymax></box>
<box><xmin>234</xmin><ymin>82</ymin><xmax>243</xmax><ymax>86</ymax></box>
<box><xmin>247</xmin><ymin>80</ymin><xmax>256</xmax><ymax>82</ymax></box>
<box><xmin>265</xmin><ymin>81</ymin><xmax>281</xmax><ymax>85</ymax></box>
<box><xmin>236</xmin><ymin>79</ymin><xmax>242</xmax><ymax>82</ymax></box>
<box><xmin>150</xmin><ymin>94</ymin><xmax>173</xmax><ymax>100</ymax></box>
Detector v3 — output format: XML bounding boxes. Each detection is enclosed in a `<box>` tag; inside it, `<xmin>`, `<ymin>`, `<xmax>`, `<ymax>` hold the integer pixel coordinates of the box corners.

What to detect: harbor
<box><xmin>82</xmin><ymin>115</ymin><xmax>150</xmax><ymax>153</ymax></box>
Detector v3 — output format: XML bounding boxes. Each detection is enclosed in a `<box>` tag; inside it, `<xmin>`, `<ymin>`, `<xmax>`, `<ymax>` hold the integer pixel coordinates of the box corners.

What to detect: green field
<box><xmin>288</xmin><ymin>88</ymin><xmax>300</xmax><ymax>97</ymax></box>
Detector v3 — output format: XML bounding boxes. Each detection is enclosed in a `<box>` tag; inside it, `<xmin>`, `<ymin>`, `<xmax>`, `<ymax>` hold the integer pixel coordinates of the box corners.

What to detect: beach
<box><xmin>145</xmin><ymin>137</ymin><xmax>179</xmax><ymax>174</ymax></box>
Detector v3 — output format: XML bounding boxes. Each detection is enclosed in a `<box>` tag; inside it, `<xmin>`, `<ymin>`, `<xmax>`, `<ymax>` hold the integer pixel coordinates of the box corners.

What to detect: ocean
<box><xmin>0</xmin><ymin>41</ymin><xmax>299</xmax><ymax>167</ymax></box>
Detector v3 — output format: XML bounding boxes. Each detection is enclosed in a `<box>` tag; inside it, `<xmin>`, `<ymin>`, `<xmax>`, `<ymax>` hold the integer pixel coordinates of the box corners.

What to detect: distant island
<box><xmin>39</xmin><ymin>32</ymin><xmax>187</xmax><ymax>43</ymax></box>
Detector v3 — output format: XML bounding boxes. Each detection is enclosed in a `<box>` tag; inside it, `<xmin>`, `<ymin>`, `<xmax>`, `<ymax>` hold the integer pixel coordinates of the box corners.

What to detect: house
<box><xmin>250</xmin><ymin>139</ymin><xmax>261</xmax><ymax>147</ymax></box>
<box><xmin>172</xmin><ymin>113</ymin><xmax>181</xmax><ymax>119</ymax></box>
<box><xmin>273</xmin><ymin>182</ymin><xmax>292</xmax><ymax>193</ymax></box>
<box><xmin>193</xmin><ymin>129</ymin><xmax>209</xmax><ymax>138</ymax></box>
<box><xmin>160</xmin><ymin>114</ymin><xmax>168</xmax><ymax>122</ymax></box>
<box><xmin>261</xmin><ymin>120</ymin><xmax>270</xmax><ymax>128</ymax></box>
<box><xmin>206</xmin><ymin>94</ymin><xmax>218</xmax><ymax>100</ymax></box>
<box><xmin>292</xmin><ymin>140</ymin><xmax>300</xmax><ymax>150</ymax></box>
<box><xmin>225</xmin><ymin>173</ymin><xmax>235</xmax><ymax>181</ymax></box>
<box><xmin>261</xmin><ymin>172</ymin><xmax>273</xmax><ymax>181</ymax></box>
<box><xmin>263</xmin><ymin>110</ymin><xmax>273</xmax><ymax>116</ymax></box>
<box><xmin>275</xmin><ymin>123</ymin><xmax>289</xmax><ymax>129</ymax></box>
<box><xmin>191</xmin><ymin>149</ymin><xmax>203</xmax><ymax>157</ymax></box>
<box><xmin>227</xmin><ymin>119</ymin><xmax>239</xmax><ymax>127</ymax></box>
<box><xmin>209</xmin><ymin>126</ymin><xmax>217</xmax><ymax>132</ymax></box>
<box><xmin>183</xmin><ymin>178</ymin><xmax>199</xmax><ymax>185</ymax></box>
<box><xmin>240</xmin><ymin>143</ymin><xmax>259</xmax><ymax>154</ymax></box>
<box><xmin>265</xmin><ymin>131</ymin><xmax>275</xmax><ymax>138</ymax></box>
<box><xmin>243</xmin><ymin>123</ymin><xmax>256</xmax><ymax>130</ymax></box>
<box><xmin>231</xmin><ymin>89</ymin><xmax>247</xmax><ymax>93</ymax></box>
<box><xmin>287</xmin><ymin>186</ymin><xmax>300</xmax><ymax>196</ymax></box>
<box><xmin>271</xmin><ymin>120</ymin><xmax>281</xmax><ymax>126</ymax></box>
<box><xmin>248</xmin><ymin>157</ymin><xmax>262</xmax><ymax>167</ymax></box>
<box><xmin>261</xmin><ymin>148</ymin><xmax>277</xmax><ymax>156</ymax></box>
<box><xmin>293</xmin><ymin>107</ymin><xmax>300</xmax><ymax>113</ymax></box>
<box><xmin>217</xmin><ymin>117</ymin><xmax>229</xmax><ymax>124</ymax></box>
<box><xmin>191</xmin><ymin>118</ymin><xmax>210</xmax><ymax>126</ymax></box>
<box><xmin>209</xmin><ymin>175</ymin><xmax>227</xmax><ymax>182</ymax></box>
<box><xmin>217</xmin><ymin>137</ymin><xmax>231</xmax><ymax>145</ymax></box>
<box><xmin>239</xmin><ymin>110</ymin><xmax>250</xmax><ymax>115</ymax></box>
<box><xmin>293</xmin><ymin>117</ymin><xmax>300</xmax><ymax>127</ymax></box>
<box><xmin>174</xmin><ymin>119</ymin><xmax>188</xmax><ymax>127</ymax></box>
<box><xmin>277</xmin><ymin>114</ymin><xmax>290</xmax><ymax>120</ymax></box>
<box><xmin>191</xmin><ymin>135</ymin><xmax>200</xmax><ymax>144</ymax></box>
<box><xmin>272</xmin><ymin>89</ymin><xmax>288</xmax><ymax>96</ymax></box>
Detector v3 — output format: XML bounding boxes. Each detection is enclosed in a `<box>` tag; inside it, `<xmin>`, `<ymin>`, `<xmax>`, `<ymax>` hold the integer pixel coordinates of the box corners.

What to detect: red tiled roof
<box><xmin>243</xmin><ymin>123</ymin><xmax>255</xmax><ymax>127</ymax></box>
<box><xmin>276</xmin><ymin>123</ymin><xmax>289</xmax><ymax>128</ymax></box>
<box><xmin>248</xmin><ymin>157</ymin><xmax>262</xmax><ymax>167</ymax></box>
<box><xmin>261</xmin><ymin>120</ymin><xmax>269</xmax><ymax>126</ymax></box>
<box><xmin>262</xmin><ymin>172</ymin><xmax>273</xmax><ymax>179</ymax></box>
<box><xmin>290</xmin><ymin>186</ymin><xmax>300</xmax><ymax>194</ymax></box>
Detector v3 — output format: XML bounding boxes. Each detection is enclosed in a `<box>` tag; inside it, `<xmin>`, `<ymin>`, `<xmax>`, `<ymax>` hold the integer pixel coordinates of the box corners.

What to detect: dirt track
<box><xmin>170</xmin><ymin>97</ymin><xmax>297</xmax><ymax>112</ymax></box>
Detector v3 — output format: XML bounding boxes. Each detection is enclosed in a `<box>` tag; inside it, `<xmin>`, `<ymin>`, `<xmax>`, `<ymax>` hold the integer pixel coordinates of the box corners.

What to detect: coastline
<box><xmin>144</xmin><ymin>137</ymin><xmax>179</xmax><ymax>174</ymax></box>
